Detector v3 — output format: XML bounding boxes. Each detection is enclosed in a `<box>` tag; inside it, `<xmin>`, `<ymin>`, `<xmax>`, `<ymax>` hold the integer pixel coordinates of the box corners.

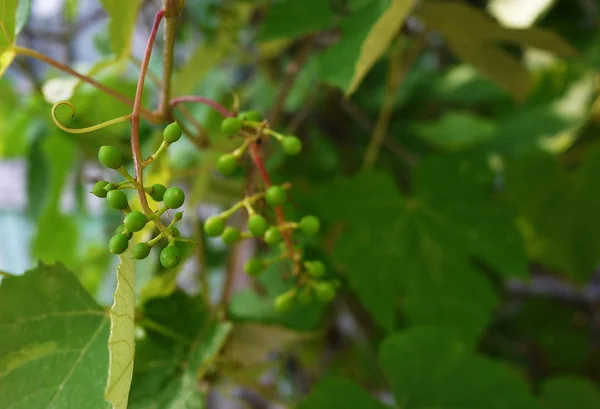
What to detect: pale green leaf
<box><xmin>99</xmin><ymin>0</ymin><xmax>143</xmax><ymax>62</ymax></box>
<box><xmin>0</xmin><ymin>0</ymin><xmax>18</xmax><ymax>77</ymax></box>
<box><xmin>346</xmin><ymin>0</ymin><xmax>417</xmax><ymax>96</ymax></box>
<box><xmin>15</xmin><ymin>0</ymin><xmax>30</xmax><ymax>34</ymax></box>
<box><xmin>0</xmin><ymin>263</ymin><xmax>110</xmax><ymax>409</ymax></box>
<box><xmin>541</xmin><ymin>376</ymin><xmax>600</xmax><ymax>409</ymax></box>
<box><xmin>413</xmin><ymin>111</ymin><xmax>496</xmax><ymax>150</ymax></box>
<box><xmin>105</xmin><ymin>249</ymin><xmax>136</xmax><ymax>409</ymax></box>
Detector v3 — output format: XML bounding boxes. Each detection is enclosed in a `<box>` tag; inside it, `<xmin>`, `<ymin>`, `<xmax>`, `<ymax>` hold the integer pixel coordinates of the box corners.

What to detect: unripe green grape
<box><xmin>265</xmin><ymin>185</ymin><xmax>286</xmax><ymax>206</ymax></box>
<box><xmin>163</xmin><ymin>187</ymin><xmax>185</xmax><ymax>209</ymax></box>
<box><xmin>221</xmin><ymin>117</ymin><xmax>242</xmax><ymax>136</ymax></box>
<box><xmin>274</xmin><ymin>290</ymin><xmax>295</xmax><ymax>312</ymax></box>
<box><xmin>221</xmin><ymin>226</ymin><xmax>240</xmax><ymax>245</ymax></box>
<box><xmin>169</xmin><ymin>226</ymin><xmax>181</xmax><ymax>238</ymax></box>
<box><xmin>314</xmin><ymin>282</ymin><xmax>337</xmax><ymax>302</ymax></box>
<box><xmin>103</xmin><ymin>183</ymin><xmax>117</xmax><ymax>192</ymax></box>
<box><xmin>248</xmin><ymin>214</ymin><xmax>268</xmax><ymax>237</ymax></box>
<box><xmin>106</xmin><ymin>190</ymin><xmax>128</xmax><ymax>210</ymax></box>
<box><xmin>115</xmin><ymin>224</ymin><xmax>133</xmax><ymax>240</ymax></box>
<box><xmin>91</xmin><ymin>181</ymin><xmax>109</xmax><ymax>198</ymax></box>
<box><xmin>132</xmin><ymin>243</ymin><xmax>151</xmax><ymax>260</ymax></box>
<box><xmin>98</xmin><ymin>146</ymin><xmax>123</xmax><ymax>169</ymax></box>
<box><xmin>109</xmin><ymin>234</ymin><xmax>129</xmax><ymax>254</ymax></box>
<box><xmin>160</xmin><ymin>245</ymin><xmax>181</xmax><ymax>268</ymax></box>
<box><xmin>204</xmin><ymin>216</ymin><xmax>225</xmax><ymax>237</ymax></box>
<box><xmin>163</xmin><ymin>122</ymin><xmax>182</xmax><ymax>143</ymax></box>
<box><xmin>217</xmin><ymin>154</ymin><xmax>237</xmax><ymax>176</ymax></box>
<box><xmin>124</xmin><ymin>211</ymin><xmax>147</xmax><ymax>232</ymax></box>
<box><xmin>244</xmin><ymin>258</ymin><xmax>263</xmax><ymax>277</ymax></box>
<box><xmin>238</xmin><ymin>110</ymin><xmax>262</xmax><ymax>122</ymax></box>
<box><xmin>305</xmin><ymin>261</ymin><xmax>325</xmax><ymax>278</ymax></box>
<box><xmin>299</xmin><ymin>215</ymin><xmax>320</xmax><ymax>236</ymax></box>
<box><xmin>264</xmin><ymin>227</ymin><xmax>282</xmax><ymax>246</ymax></box>
<box><xmin>281</xmin><ymin>136</ymin><xmax>302</xmax><ymax>156</ymax></box>
<box><xmin>150</xmin><ymin>184</ymin><xmax>166</xmax><ymax>202</ymax></box>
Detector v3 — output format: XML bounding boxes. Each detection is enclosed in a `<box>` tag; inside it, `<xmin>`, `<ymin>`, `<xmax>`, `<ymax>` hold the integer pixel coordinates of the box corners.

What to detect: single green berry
<box><xmin>248</xmin><ymin>214</ymin><xmax>268</xmax><ymax>237</ymax></box>
<box><xmin>244</xmin><ymin>258</ymin><xmax>264</xmax><ymax>277</ymax></box>
<box><xmin>106</xmin><ymin>190</ymin><xmax>128</xmax><ymax>210</ymax></box>
<box><xmin>238</xmin><ymin>110</ymin><xmax>262</xmax><ymax>122</ymax></box>
<box><xmin>103</xmin><ymin>183</ymin><xmax>117</xmax><ymax>192</ymax></box>
<box><xmin>314</xmin><ymin>282</ymin><xmax>337</xmax><ymax>302</ymax></box>
<box><xmin>163</xmin><ymin>122</ymin><xmax>182</xmax><ymax>143</ymax></box>
<box><xmin>91</xmin><ymin>181</ymin><xmax>109</xmax><ymax>198</ymax></box>
<box><xmin>265</xmin><ymin>185</ymin><xmax>286</xmax><ymax>206</ymax></box>
<box><xmin>160</xmin><ymin>245</ymin><xmax>181</xmax><ymax>268</ymax></box>
<box><xmin>169</xmin><ymin>226</ymin><xmax>181</xmax><ymax>238</ymax></box>
<box><xmin>217</xmin><ymin>154</ymin><xmax>238</xmax><ymax>176</ymax></box>
<box><xmin>281</xmin><ymin>136</ymin><xmax>302</xmax><ymax>155</ymax></box>
<box><xmin>132</xmin><ymin>243</ymin><xmax>151</xmax><ymax>260</ymax></box>
<box><xmin>150</xmin><ymin>184</ymin><xmax>167</xmax><ymax>202</ymax></box>
<box><xmin>204</xmin><ymin>216</ymin><xmax>225</xmax><ymax>237</ymax></box>
<box><xmin>305</xmin><ymin>261</ymin><xmax>326</xmax><ymax>278</ymax></box>
<box><xmin>163</xmin><ymin>187</ymin><xmax>185</xmax><ymax>209</ymax></box>
<box><xmin>220</xmin><ymin>117</ymin><xmax>242</xmax><ymax>136</ymax></box>
<box><xmin>274</xmin><ymin>290</ymin><xmax>295</xmax><ymax>312</ymax></box>
<box><xmin>124</xmin><ymin>211</ymin><xmax>147</xmax><ymax>232</ymax></box>
<box><xmin>109</xmin><ymin>234</ymin><xmax>129</xmax><ymax>254</ymax></box>
<box><xmin>98</xmin><ymin>145</ymin><xmax>123</xmax><ymax>169</ymax></box>
<box><xmin>115</xmin><ymin>224</ymin><xmax>133</xmax><ymax>240</ymax></box>
<box><xmin>299</xmin><ymin>215</ymin><xmax>320</xmax><ymax>236</ymax></box>
<box><xmin>221</xmin><ymin>226</ymin><xmax>240</xmax><ymax>245</ymax></box>
<box><xmin>264</xmin><ymin>227</ymin><xmax>282</xmax><ymax>246</ymax></box>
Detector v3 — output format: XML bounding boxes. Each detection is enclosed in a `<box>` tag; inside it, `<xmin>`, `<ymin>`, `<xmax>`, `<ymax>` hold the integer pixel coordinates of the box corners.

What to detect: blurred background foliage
<box><xmin>2</xmin><ymin>0</ymin><xmax>600</xmax><ymax>408</ymax></box>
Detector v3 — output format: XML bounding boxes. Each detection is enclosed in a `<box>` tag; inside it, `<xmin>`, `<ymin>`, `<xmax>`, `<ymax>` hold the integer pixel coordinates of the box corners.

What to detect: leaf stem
<box><xmin>169</xmin><ymin>96</ymin><xmax>234</xmax><ymax>118</ymax></box>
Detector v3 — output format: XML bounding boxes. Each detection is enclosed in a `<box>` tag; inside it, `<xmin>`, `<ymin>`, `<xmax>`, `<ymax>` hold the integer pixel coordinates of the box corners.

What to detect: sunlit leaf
<box><xmin>99</xmin><ymin>0</ymin><xmax>143</xmax><ymax>62</ymax></box>
<box><xmin>0</xmin><ymin>0</ymin><xmax>18</xmax><ymax>77</ymax></box>
<box><xmin>15</xmin><ymin>0</ymin><xmax>30</xmax><ymax>34</ymax></box>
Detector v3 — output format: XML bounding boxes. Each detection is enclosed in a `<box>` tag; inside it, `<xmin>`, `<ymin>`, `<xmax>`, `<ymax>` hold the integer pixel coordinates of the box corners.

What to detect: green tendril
<box><xmin>51</xmin><ymin>100</ymin><xmax>132</xmax><ymax>134</ymax></box>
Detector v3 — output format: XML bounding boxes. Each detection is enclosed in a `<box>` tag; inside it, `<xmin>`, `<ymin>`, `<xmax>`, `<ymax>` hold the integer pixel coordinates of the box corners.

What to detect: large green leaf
<box><xmin>105</xmin><ymin>249</ymin><xmax>136</xmax><ymax>409</ymax></box>
<box><xmin>0</xmin><ymin>0</ymin><xmax>18</xmax><ymax>77</ymax></box>
<box><xmin>0</xmin><ymin>264</ymin><xmax>110</xmax><ymax>409</ymax></box>
<box><xmin>314</xmin><ymin>156</ymin><xmax>527</xmax><ymax>342</ymax></box>
<box><xmin>99</xmin><ymin>0</ymin><xmax>143</xmax><ymax>62</ymax></box>
<box><xmin>541</xmin><ymin>376</ymin><xmax>600</xmax><ymax>409</ymax></box>
<box><xmin>258</xmin><ymin>0</ymin><xmax>337</xmax><ymax>41</ymax></box>
<box><xmin>346</xmin><ymin>0</ymin><xmax>417</xmax><ymax>96</ymax></box>
<box><xmin>298</xmin><ymin>377</ymin><xmax>389</xmax><ymax>409</ymax></box>
<box><xmin>15</xmin><ymin>0</ymin><xmax>30</xmax><ymax>34</ymax></box>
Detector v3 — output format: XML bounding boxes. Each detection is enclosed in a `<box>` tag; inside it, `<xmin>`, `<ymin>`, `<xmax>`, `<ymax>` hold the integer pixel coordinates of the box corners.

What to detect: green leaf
<box><xmin>298</xmin><ymin>377</ymin><xmax>389</xmax><ymax>409</ymax></box>
<box><xmin>418</xmin><ymin>2</ymin><xmax>578</xmax><ymax>100</ymax></box>
<box><xmin>541</xmin><ymin>376</ymin><xmax>600</xmax><ymax>409</ymax></box>
<box><xmin>99</xmin><ymin>0</ymin><xmax>143</xmax><ymax>62</ymax></box>
<box><xmin>413</xmin><ymin>111</ymin><xmax>496</xmax><ymax>151</ymax></box>
<box><xmin>105</xmin><ymin>249</ymin><xmax>136</xmax><ymax>409</ymax></box>
<box><xmin>258</xmin><ymin>0</ymin><xmax>336</xmax><ymax>41</ymax></box>
<box><xmin>314</xmin><ymin>157</ymin><xmax>527</xmax><ymax>342</ymax></box>
<box><xmin>129</xmin><ymin>292</ymin><xmax>232</xmax><ymax>408</ymax></box>
<box><xmin>0</xmin><ymin>264</ymin><xmax>110</xmax><ymax>409</ymax></box>
<box><xmin>0</xmin><ymin>0</ymin><xmax>18</xmax><ymax>77</ymax></box>
<box><xmin>346</xmin><ymin>0</ymin><xmax>417</xmax><ymax>96</ymax></box>
<box><xmin>15</xmin><ymin>0</ymin><xmax>30</xmax><ymax>34</ymax></box>
<box><xmin>379</xmin><ymin>328</ymin><xmax>543</xmax><ymax>409</ymax></box>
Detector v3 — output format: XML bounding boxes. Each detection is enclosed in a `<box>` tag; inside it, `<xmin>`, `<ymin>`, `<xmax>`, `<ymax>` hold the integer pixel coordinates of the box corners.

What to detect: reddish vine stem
<box><xmin>169</xmin><ymin>96</ymin><xmax>234</xmax><ymax>118</ymax></box>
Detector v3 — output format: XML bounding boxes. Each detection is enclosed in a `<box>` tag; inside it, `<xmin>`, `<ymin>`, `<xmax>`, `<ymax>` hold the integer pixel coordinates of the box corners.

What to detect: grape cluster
<box><xmin>91</xmin><ymin>122</ymin><xmax>190</xmax><ymax>268</ymax></box>
<box><xmin>209</xmin><ymin>111</ymin><xmax>338</xmax><ymax>311</ymax></box>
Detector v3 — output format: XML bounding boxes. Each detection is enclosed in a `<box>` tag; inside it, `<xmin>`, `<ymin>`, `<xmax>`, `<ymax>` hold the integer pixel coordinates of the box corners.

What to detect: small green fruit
<box><xmin>244</xmin><ymin>258</ymin><xmax>263</xmax><ymax>277</ymax></box>
<box><xmin>265</xmin><ymin>185</ymin><xmax>286</xmax><ymax>206</ymax></box>
<box><xmin>204</xmin><ymin>216</ymin><xmax>225</xmax><ymax>237</ymax></box>
<box><xmin>163</xmin><ymin>187</ymin><xmax>185</xmax><ymax>209</ymax></box>
<box><xmin>91</xmin><ymin>181</ymin><xmax>109</xmax><ymax>198</ymax></box>
<box><xmin>163</xmin><ymin>122</ymin><xmax>182</xmax><ymax>143</ymax></box>
<box><xmin>299</xmin><ymin>215</ymin><xmax>320</xmax><ymax>236</ymax></box>
<box><xmin>221</xmin><ymin>117</ymin><xmax>242</xmax><ymax>136</ymax></box>
<box><xmin>132</xmin><ymin>243</ymin><xmax>151</xmax><ymax>260</ymax></box>
<box><xmin>103</xmin><ymin>183</ymin><xmax>117</xmax><ymax>192</ymax></box>
<box><xmin>305</xmin><ymin>261</ymin><xmax>325</xmax><ymax>277</ymax></box>
<box><xmin>274</xmin><ymin>290</ymin><xmax>295</xmax><ymax>312</ymax></box>
<box><xmin>281</xmin><ymin>136</ymin><xmax>302</xmax><ymax>155</ymax></box>
<box><xmin>109</xmin><ymin>234</ymin><xmax>129</xmax><ymax>254</ymax></box>
<box><xmin>217</xmin><ymin>154</ymin><xmax>238</xmax><ymax>176</ymax></box>
<box><xmin>150</xmin><ymin>184</ymin><xmax>166</xmax><ymax>201</ymax></box>
<box><xmin>115</xmin><ymin>224</ymin><xmax>133</xmax><ymax>240</ymax></box>
<box><xmin>106</xmin><ymin>190</ymin><xmax>128</xmax><ymax>210</ymax></box>
<box><xmin>160</xmin><ymin>245</ymin><xmax>181</xmax><ymax>268</ymax></box>
<box><xmin>238</xmin><ymin>110</ymin><xmax>262</xmax><ymax>122</ymax></box>
<box><xmin>248</xmin><ymin>214</ymin><xmax>268</xmax><ymax>237</ymax></box>
<box><xmin>221</xmin><ymin>226</ymin><xmax>240</xmax><ymax>245</ymax></box>
<box><xmin>314</xmin><ymin>282</ymin><xmax>337</xmax><ymax>302</ymax></box>
<box><xmin>264</xmin><ymin>227</ymin><xmax>282</xmax><ymax>246</ymax></box>
<box><xmin>124</xmin><ymin>211</ymin><xmax>147</xmax><ymax>232</ymax></box>
<box><xmin>98</xmin><ymin>146</ymin><xmax>123</xmax><ymax>169</ymax></box>
<box><xmin>169</xmin><ymin>226</ymin><xmax>181</xmax><ymax>238</ymax></box>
